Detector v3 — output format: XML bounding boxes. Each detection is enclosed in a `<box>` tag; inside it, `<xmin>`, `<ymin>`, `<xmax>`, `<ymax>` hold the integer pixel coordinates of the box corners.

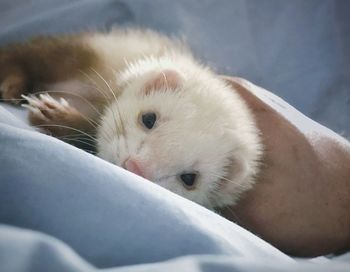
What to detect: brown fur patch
<box><xmin>0</xmin><ymin>34</ymin><xmax>99</xmax><ymax>97</ymax></box>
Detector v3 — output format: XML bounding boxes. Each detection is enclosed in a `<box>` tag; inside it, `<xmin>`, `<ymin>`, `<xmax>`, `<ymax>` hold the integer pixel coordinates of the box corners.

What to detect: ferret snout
<box><xmin>123</xmin><ymin>157</ymin><xmax>149</xmax><ymax>180</ymax></box>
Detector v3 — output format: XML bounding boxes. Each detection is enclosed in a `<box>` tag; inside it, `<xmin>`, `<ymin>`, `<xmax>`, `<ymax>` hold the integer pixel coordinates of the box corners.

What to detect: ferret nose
<box><xmin>122</xmin><ymin>158</ymin><xmax>147</xmax><ymax>179</ymax></box>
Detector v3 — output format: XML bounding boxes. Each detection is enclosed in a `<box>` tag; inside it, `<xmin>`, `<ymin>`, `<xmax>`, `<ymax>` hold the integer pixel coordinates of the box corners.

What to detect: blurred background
<box><xmin>0</xmin><ymin>0</ymin><xmax>349</xmax><ymax>136</ymax></box>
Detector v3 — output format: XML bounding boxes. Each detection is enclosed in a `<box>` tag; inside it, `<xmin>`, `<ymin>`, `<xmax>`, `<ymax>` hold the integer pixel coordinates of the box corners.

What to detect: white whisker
<box><xmin>79</xmin><ymin>69</ymin><xmax>126</xmax><ymax>145</ymax></box>
<box><xmin>33</xmin><ymin>124</ymin><xmax>96</xmax><ymax>142</ymax></box>
<box><xmin>56</xmin><ymin>133</ymin><xmax>97</xmax><ymax>141</ymax></box>
<box><xmin>210</xmin><ymin>172</ymin><xmax>247</xmax><ymax>189</ymax></box>
<box><xmin>78</xmin><ymin>69</ymin><xmax>110</xmax><ymax>102</ymax></box>
<box><xmin>90</xmin><ymin>67</ymin><xmax>124</xmax><ymax>129</ymax></box>
<box><xmin>89</xmin><ymin>67</ymin><xmax>129</xmax><ymax>152</ymax></box>
<box><xmin>58</xmin><ymin>136</ymin><xmax>96</xmax><ymax>148</ymax></box>
<box><xmin>0</xmin><ymin>98</ymin><xmax>23</xmax><ymax>102</ymax></box>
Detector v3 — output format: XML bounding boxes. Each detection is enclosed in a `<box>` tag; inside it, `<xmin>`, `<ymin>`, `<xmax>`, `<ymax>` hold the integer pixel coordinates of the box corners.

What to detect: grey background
<box><xmin>0</xmin><ymin>0</ymin><xmax>349</xmax><ymax>136</ymax></box>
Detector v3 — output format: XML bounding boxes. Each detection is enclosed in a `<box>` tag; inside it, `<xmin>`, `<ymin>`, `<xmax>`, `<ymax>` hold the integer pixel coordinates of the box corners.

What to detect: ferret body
<box><xmin>3</xmin><ymin>29</ymin><xmax>350</xmax><ymax>257</ymax></box>
<box><xmin>0</xmin><ymin>29</ymin><xmax>262</xmax><ymax>209</ymax></box>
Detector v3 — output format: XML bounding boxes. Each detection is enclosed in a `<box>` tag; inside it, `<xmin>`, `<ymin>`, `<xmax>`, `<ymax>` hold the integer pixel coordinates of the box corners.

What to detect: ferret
<box><xmin>0</xmin><ymin>29</ymin><xmax>262</xmax><ymax>210</ymax></box>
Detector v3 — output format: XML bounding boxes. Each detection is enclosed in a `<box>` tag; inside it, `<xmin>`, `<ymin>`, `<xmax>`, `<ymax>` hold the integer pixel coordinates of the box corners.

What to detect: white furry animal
<box><xmin>0</xmin><ymin>29</ymin><xmax>262</xmax><ymax>209</ymax></box>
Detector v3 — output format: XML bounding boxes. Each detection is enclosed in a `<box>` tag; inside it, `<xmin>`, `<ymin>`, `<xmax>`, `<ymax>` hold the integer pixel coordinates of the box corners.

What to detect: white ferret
<box><xmin>0</xmin><ymin>29</ymin><xmax>262</xmax><ymax>209</ymax></box>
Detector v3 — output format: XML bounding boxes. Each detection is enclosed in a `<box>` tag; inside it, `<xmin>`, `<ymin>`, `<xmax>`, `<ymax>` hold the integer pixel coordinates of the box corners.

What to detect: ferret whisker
<box><xmin>78</xmin><ymin>69</ymin><xmax>112</xmax><ymax>104</ymax></box>
<box><xmin>56</xmin><ymin>133</ymin><xmax>96</xmax><ymax>141</ymax></box>
<box><xmin>73</xmin><ymin>79</ymin><xmax>123</xmax><ymax>138</ymax></box>
<box><xmin>76</xmin><ymin>113</ymin><xmax>99</xmax><ymax>130</ymax></box>
<box><xmin>210</xmin><ymin>172</ymin><xmax>247</xmax><ymax>189</ymax></box>
<box><xmin>89</xmin><ymin>68</ymin><xmax>115</xmax><ymax>98</ymax></box>
<box><xmin>56</xmin><ymin>133</ymin><xmax>97</xmax><ymax>142</ymax></box>
<box><xmin>79</xmin><ymin>69</ymin><xmax>117</xmax><ymax>109</ymax></box>
<box><xmin>89</xmin><ymin>67</ymin><xmax>130</xmax><ymax>153</ymax></box>
<box><xmin>90</xmin><ymin>67</ymin><xmax>125</xmax><ymax>129</ymax></box>
<box><xmin>33</xmin><ymin>124</ymin><xmax>97</xmax><ymax>142</ymax></box>
<box><xmin>105</xmin><ymin>66</ymin><xmax>130</xmax><ymax>145</ymax></box>
<box><xmin>78</xmin><ymin>148</ymin><xmax>96</xmax><ymax>155</ymax></box>
<box><xmin>0</xmin><ymin>98</ymin><xmax>23</xmax><ymax>102</ymax></box>
<box><xmin>79</xmin><ymin>69</ymin><xmax>124</xmax><ymax>142</ymax></box>
<box><xmin>58</xmin><ymin>136</ymin><xmax>96</xmax><ymax>148</ymax></box>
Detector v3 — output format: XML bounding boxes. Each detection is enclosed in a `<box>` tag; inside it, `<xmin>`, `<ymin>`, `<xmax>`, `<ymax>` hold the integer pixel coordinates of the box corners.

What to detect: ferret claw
<box><xmin>39</xmin><ymin>93</ymin><xmax>56</xmax><ymax>104</ymax></box>
<box><xmin>60</xmin><ymin>97</ymin><xmax>69</xmax><ymax>107</ymax></box>
<box><xmin>22</xmin><ymin>93</ymin><xmax>67</xmax><ymax>120</ymax></box>
<box><xmin>21</xmin><ymin>103</ymin><xmax>49</xmax><ymax>120</ymax></box>
<box><xmin>21</xmin><ymin>94</ymin><xmax>41</xmax><ymax>107</ymax></box>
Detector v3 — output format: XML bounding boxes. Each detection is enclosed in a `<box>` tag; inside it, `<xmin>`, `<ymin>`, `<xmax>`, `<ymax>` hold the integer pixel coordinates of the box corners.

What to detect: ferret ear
<box><xmin>143</xmin><ymin>69</ymin><xmax>182</xmax><ymax>95</ymax></box>
<box><xmin>218</xmin><ymin>155</ymin><xmax>250</xmax><ymax>193</ymax></box>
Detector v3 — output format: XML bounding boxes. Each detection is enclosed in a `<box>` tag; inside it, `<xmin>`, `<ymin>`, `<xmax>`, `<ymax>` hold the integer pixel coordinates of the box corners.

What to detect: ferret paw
<box><xmin>22</xmin><ymin>93</ymin><xmax>71</xmax><ymax>121</ymax></box>
<box><xmin>0</xmin><ymin>74</ymin><xmax>26</xmax><ymax>104</ymax></box>
<box><xmin>22</xmin><ymin>94</ymin><xmax>80</xmax><ymax>135</ymax></box>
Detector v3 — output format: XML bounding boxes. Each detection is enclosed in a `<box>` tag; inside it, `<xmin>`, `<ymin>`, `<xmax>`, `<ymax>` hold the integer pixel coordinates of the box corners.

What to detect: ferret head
<box><xmin>97</xmin><ymin>57</ymin><xmax>261</xmax><ymax>209</ymax></box>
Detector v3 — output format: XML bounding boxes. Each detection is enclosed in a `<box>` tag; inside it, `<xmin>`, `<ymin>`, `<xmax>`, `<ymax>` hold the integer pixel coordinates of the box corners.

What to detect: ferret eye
<box><xmin>179</xmin><ymin>173</ymin><xmax>197</xmax><ymax>188</ymax></box>
<box><xmin>141</xmin><ymin>112</ymin><xmax>157</xmax><ymax>129</ymax></box>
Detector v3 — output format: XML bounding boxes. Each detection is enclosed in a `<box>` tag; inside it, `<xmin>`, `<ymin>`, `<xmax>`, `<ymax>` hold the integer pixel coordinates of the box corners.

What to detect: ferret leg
<box><xmin>0</xmin><ymin>35</ymin><xmax>99</xmax><ymax>103</ymax></box>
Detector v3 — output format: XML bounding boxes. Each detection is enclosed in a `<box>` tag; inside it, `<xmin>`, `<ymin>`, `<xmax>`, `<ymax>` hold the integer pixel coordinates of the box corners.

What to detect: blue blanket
<box><xmin>1</xmin><ymin>1</ymin><xmax>349</xmax><ymax>271</ymax></box>
<box><xmin>0</xmin><ymin>105</ymin><xmax>349</xmax><ymax>271</ymax></box>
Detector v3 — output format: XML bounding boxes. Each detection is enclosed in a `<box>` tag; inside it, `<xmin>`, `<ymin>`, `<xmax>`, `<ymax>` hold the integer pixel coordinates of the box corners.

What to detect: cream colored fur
<box><xmin>88</xmin><ymin>29</ymin><xmax>262</xmax><ymax>209</ymax></box>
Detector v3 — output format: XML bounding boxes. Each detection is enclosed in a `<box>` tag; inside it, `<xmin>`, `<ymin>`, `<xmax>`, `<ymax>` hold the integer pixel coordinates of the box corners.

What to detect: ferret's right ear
<box><xmin>143</xmin><ymin>69</ymin><xmax>182</xmax><ymax>95</ymax></box>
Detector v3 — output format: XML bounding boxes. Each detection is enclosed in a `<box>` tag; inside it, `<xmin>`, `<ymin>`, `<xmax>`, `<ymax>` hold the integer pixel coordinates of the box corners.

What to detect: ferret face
<box><xmin>97</xmin><ymin>68</ymin><xmax>260</xmax><ymax>209</ymax></box>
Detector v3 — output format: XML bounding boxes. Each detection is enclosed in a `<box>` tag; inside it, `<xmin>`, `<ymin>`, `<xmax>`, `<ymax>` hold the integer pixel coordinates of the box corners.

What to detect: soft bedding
<box><xmin>1</xmin><ymin>0</ymin><xmax>350</xmax><ymax>271</ymax></box>
<box><xmin>0</xmin><ymin>105</ymin><xmax>349</xmax><ymax>271</ymax></box>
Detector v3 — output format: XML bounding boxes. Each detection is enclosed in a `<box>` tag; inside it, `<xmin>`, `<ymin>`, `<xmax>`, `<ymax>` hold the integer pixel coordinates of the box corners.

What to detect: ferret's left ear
<box><xmin>220</xmin><ymin>155</ymin><xmax>251</xmax><ymax>193</ymax></box>
<box><xmin>143</xmin><ymin>69</ymin><xmax>182</xmax><ymax>94</ymax></box>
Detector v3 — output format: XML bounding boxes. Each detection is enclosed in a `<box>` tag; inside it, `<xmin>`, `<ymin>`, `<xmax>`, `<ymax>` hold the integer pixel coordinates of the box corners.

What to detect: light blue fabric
<box><xmin>0</xmin><ymin>226</ymin><xmax>348</xmax><ymax>272</ymax></box>
<box><xmin>1</xmin><ymin>0</ymin><xmax>350</xmax><ymax>271</ymax></box>
<box><xmin>0</xmin><ymin>109</ymin><xmax>290</xmax><ymax>265</ymax></box>
<box><xmin>0</xmin><ymin>104</ymin><xmax>349</xmax><ymax>271</ymax></box>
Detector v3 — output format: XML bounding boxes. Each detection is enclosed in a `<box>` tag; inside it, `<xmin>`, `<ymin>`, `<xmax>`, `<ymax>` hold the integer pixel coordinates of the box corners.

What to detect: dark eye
<box><xmin>141</xmin><ymin>112</ymin><xmax>157</xmax><ymax>129</ymax></box>
<box><xmin>179</xmin><ymin>173</ymin><xmax>197</xmax><ymax>188</ymax></box>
